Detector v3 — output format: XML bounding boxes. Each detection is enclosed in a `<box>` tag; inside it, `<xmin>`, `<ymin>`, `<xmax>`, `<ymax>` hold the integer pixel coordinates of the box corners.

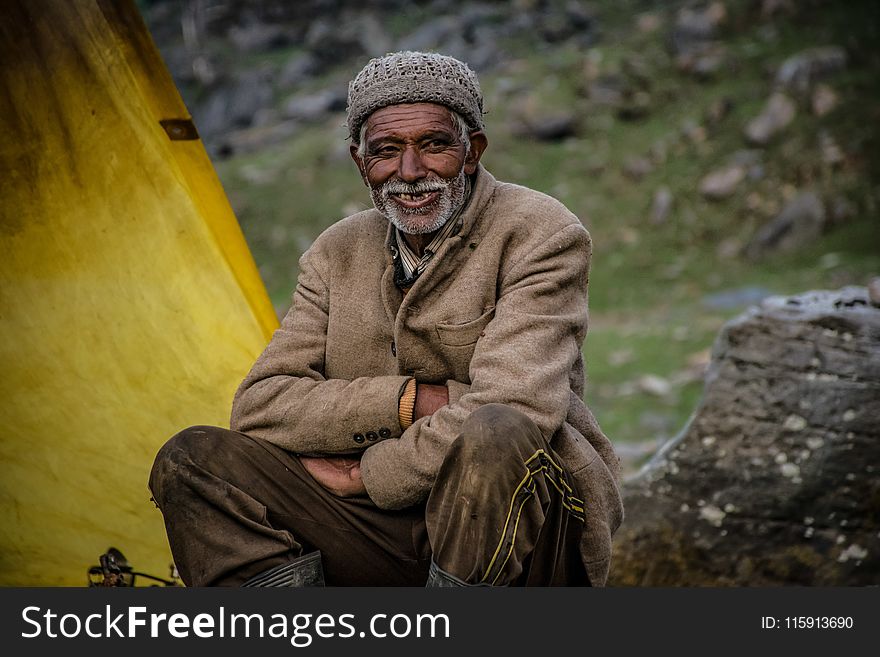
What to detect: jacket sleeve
<box><xmin>360</xmin><ymin>222</ymin><xmax>591</xmax><ymax>509</ymax></box>
<box><xmin>230</xmin><ymin>247</ymin><xmax>411</xmax><ymax>454</ymax></box>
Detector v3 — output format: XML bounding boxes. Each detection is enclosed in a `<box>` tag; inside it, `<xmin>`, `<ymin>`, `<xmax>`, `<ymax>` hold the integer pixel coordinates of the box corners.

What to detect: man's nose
<box><xmin>397</xmin><ymin>146</ymin><xmax>427</xmax><ymax>182</ymax></box>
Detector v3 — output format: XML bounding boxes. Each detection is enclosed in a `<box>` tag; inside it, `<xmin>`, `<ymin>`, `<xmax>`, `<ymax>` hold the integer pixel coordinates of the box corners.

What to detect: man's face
<box><xmin>351</xmin><ymin>103</ymin><xmax>480</xmax><ymax>235</ymax></box>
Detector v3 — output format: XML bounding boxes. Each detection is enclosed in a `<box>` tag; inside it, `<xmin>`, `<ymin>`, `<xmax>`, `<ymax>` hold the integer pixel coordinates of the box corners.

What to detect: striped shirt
<box><xmin>392</xmin><ymin>178</ymin><xmax>472</xmax><ymax>287</ymax></box>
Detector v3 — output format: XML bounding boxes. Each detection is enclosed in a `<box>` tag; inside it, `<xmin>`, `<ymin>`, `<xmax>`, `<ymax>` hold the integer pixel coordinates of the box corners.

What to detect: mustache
<box><xmin>381</xmin><ymin>178</ymin><xmax>450</xmax><ymax>196</ymax></box>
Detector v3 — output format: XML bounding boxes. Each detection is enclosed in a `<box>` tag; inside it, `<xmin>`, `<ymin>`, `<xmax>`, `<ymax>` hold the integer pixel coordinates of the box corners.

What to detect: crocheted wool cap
<box><xmin>346</xmin><ymin>51</ymin><xmax>485</xmax><ymax>140</ymax></box>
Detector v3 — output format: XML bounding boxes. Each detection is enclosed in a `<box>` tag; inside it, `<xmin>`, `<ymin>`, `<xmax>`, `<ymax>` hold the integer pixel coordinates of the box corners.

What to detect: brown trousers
<box><xmin>149</xmin><ymin>404</ymin><xmax>588</xmax><ymax>586</ymax></box>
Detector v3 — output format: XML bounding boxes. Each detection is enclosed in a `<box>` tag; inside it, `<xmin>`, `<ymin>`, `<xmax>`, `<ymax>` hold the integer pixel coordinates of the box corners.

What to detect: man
<box><xmin>150</xmin><ymin>51</ymin><xmax>623</xmax><ymax>587</ymax></box>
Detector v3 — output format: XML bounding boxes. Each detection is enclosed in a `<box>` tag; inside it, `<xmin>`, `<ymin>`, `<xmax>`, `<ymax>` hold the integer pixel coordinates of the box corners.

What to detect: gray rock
<box><xmin>283</xmin><ymin>88</ymin><xmax>347</xmax><ymax>123</ymax></box>
<box><xmin>650</xmin><ymin>187</ymin><xmax>673</xmax><ymax>225</ymax></box>
<box><xmin>611</xmin><ymin>287</ymin><xmax>880</xmax><ymax>585</ymax></box>
<box><xmin>305</xmin><ymin>16</ymin><xmax>365</xmax><ymax>65</ymax></box>
<box><xmin>278</xmin><ymin>53</ymin><xmax>321</xmax><ymax>90</ymax></box>
<box><xmin>512</xmin><ymin>112</ymin><xmax>578</xmax><ymax>141</ymax></box>
<box><xmin>356</xmin><ymin>11</ymin><xmax>393</xmax><ymax>58</ymax></box>
<box><xmin>745</xmin><ymin>191</ymin><xmax>826</xmax><ymax>259</ymax></box>
<box><xmin>397</xmin><ymin>15</ymin><xmax>460</xmax><ymax>52</ymax></box>
<box><xmin>699</xmin><ymin>165</ymin><xmax>746</xmax><ymax>200</ymax></box>
<box><xmin>670</xmin><ymin>1</ymin><xmax>727</xmax><ymax>56</ymax></box>
<box><xmin>622</xmin><ymin>156</ymin><xmax>654</xmax><ymax>181</ymax></box>
<box><xmin>193</xmin><ymin>71</ymin><xmax>275</xmax><ymax>137</ymax></box>
<box><xmin>228</xmin><ymin>21</ymin><xmax>291</xmax><ymax>53</ymax></box>
<box><xmin>776</xmin><ymin>46</ymin><xmax>848</xmax><ymax>93</ymax></box>
<box><xmin>221</xmin><ymin>121</ymin><xmax>300</xmax><ymax>158</ymax></box>
<box><xmin>744</xmin><ymin>92</ymin><xmax>796</xmax><ymax>145</ymax></box>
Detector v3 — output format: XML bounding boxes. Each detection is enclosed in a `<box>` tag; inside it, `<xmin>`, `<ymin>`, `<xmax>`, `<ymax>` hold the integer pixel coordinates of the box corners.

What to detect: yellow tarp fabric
<box><xmin>0</xmin><ymin>0</ymin><xmax>279</xmax><ymax>585</ymax></box>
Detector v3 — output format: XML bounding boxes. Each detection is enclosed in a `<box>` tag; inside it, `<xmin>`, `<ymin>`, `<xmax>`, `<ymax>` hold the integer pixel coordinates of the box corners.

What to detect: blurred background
<box><xmin>140</xmin><ymin>0</ymin><xmax>879</xmax><ymax>475</ymax></box>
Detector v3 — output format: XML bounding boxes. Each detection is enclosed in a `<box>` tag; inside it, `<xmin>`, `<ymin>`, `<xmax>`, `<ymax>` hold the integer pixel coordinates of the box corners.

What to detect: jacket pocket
<box><xmin>435</xmin><ymin>307</ymin><xmax>495</xmax><ymax>347</ymax></box>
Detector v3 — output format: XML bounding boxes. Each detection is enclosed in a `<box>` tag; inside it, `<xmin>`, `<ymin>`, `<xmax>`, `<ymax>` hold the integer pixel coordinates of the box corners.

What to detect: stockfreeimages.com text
<box><xmin>21</xmin><ymin>605</ymin><xmax>450</xmax><ymax>646</ymax></box>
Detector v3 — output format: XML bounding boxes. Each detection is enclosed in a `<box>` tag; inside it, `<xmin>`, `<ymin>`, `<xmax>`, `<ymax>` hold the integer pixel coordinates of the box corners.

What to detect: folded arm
<box><xmin>360</xmin><ymin>222</ymin><xmax>592</xmax><ymax>509</ymax></box>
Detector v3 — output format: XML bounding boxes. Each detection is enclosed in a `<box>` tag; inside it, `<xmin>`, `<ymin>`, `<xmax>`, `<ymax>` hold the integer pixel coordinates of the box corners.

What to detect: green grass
<box><xmin>212</xmin><ymin>0</ymin><xmax>880</xmax><ymax>473</ymax></box>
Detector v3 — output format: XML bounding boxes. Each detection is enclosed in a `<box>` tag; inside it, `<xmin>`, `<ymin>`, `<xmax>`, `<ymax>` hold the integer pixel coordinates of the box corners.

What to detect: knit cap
<box><xmin>346</xmin><ymin>51</ymin><xmax>485</xmax><ymax>140</ymax></box>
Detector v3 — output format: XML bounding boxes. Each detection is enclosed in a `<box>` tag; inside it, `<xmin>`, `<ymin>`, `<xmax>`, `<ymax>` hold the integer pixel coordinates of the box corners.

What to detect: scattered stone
<box><xmin>776</xmin><ymin>46</ymin><xmax>848</xmax><ymax>93</ymax></box>
<box><xmin>228</xmin><ymin>21</ymin><xmax>291</xmax><ymax>53</ymax></box>
<box><xmin>638</xmin><ymin>374</ymin><xmax>673</xmax><ymax>397</ymax></box>
<box><xmin>716</xmin><ymin>238</ymin><xmax>741</xmax><ymax>260</ymax></box>
<box><xmin>623</xmin><ymin>156</ymin><xmax>654</xmax><ymax>181</ymax></box>
<box><xmin>193</xmin><ymin>71</ymin><xmax>275</xmax><ymax>138</ymax></box>
<box><xmin>699</xmin><ymin>165</ymin><xmax>746</xmax><ymax>200</ymax></box>
<box><xmin>278</xmin><ymin>53</ymin><xmax>320</xmax><ymax>90</ymax></box>
<box><xmin>608</xmin><ymin>348</ymin><xmax>635</xmax><ymax>366</ymax></box>
<box><xmin>219</xmin><ymin>120</ymin><xmax>299</xmax><ymax>158</ymax></box>
<box><xmin>671</xmin><ymin>1</ymin><xmax>727</xmax><ymax>53</ymax></box>
<box><xmin>396</xmin><ymin>15</ymin><xmax>460</xmax><ymax>52</ymax></box>
<box><xmin>283</xmin><ymin>88</ymin><xmax>347</xmax><ymax>123</ymax></box>
<box><xmin>819</xmin><ymin>132</ymin><xmax>844</xmax><ymax>166</ymax></box>
<box><xmin>812</xmin><ymin>84</ymin><xmax>840</xmax><ymax>116</ymax></box>
<box><xmin>636</xmin><ymin>12</ymin><xmax>662</xmax><ymax>34</ymax></box>
<box><xmin>677</xmin><ymin>45</ymin><xmax>727</xmax><ymax>80</ymax></box>
<box><xmin>681</xmin><ymin>119</ymin><xmax>707</xmax><ymax>144</ymax></box>
<box><xmin>612</xmin><ymin>286</ymin><xmax>880</xmax><ymax>585</ymax></box>
<box><xmin>744</xmin><ymin>92</ymin><xmax>796</xmax><ymax>145</ymax></box>
<box><xmin>650</xmin><ymin>187</ymin><xmax>674</xmax><ymax>224</ymax></box>
<box><xmin>744</xmin><ymin>191</ymin><xmax>826</xmax><ymax>259</ymax></box>
<box><xmin>705</xmin><ymin>97</ymin><xmax>734</xmax><ymax>126</ymax></box>
<box><xmin>837</xmin><ymin>544</ymin><xmax>868</xmax><ymax>563</ymax></box>
<box><xmin>513</xmin><ymin>112</ymin><xmax>578</xmax><ymax>141</ymax></box>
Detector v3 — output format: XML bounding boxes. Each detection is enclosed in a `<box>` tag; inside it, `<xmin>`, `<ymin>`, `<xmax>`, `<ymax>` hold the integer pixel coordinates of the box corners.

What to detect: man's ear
<box><xmin>349</xmin><ymin>143</ymin><xmax>369</xmax><ymax>186</ymax></box>
<box><xmin>464</xmin><ymin>131</ymin><xmax>488</xmax><ymax>175</ymax></box>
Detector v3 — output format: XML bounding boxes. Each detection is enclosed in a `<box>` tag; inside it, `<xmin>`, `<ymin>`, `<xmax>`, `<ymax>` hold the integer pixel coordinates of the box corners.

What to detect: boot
<box><xmin>241</xmin><ymin>551</ymin><xmax>324</xmax><ymax>587</ymax></box>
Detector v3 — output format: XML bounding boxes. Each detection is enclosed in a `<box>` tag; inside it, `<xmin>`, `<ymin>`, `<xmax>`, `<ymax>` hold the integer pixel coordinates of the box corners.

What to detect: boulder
<box><xmin>611</xmin><ymin>287</ymin><xmax>880</xmax><ymax>585</ymax></box>
<box><xmin>744</xmin><ymin>191</ymin><xmax>825</xmax><ymax>259</ymax></box>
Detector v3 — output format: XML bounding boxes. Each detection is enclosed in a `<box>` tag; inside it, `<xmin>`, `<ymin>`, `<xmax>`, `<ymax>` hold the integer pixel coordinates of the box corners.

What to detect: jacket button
<box><xmin>366</xmin><ymin>431</ymin><xmax>378</xmax><ymax>442</ymax></box>
<box><xmin>378</xmin><ymin>428</ymin><xmax>391</xmax><ymax>438</ymax></box>
<box><xmin>353</xmin><ymin>434</ymin><xmax>365</xmax><ymax>443</ymax></box>
<box><xmin>391</xmin><ymin>341</ymin><xmax>396</xmax><ymax>356</ymax></box>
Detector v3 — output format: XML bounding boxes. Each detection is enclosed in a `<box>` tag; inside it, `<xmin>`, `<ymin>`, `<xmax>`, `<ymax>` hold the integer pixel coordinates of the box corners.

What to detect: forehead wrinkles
<box><xmin>365</xmin><ymin>104</ymin><xmax>457</xmax><ymax>142</ymax></box>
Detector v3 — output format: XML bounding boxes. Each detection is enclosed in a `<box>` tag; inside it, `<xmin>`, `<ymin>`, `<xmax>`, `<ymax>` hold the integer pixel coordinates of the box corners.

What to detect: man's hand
<box><xmin>414</xmin><ymin>383</ymin><xmax>449</xmax><ymax>420</ymax></box>
<box><xmin>298</xmin><ymin>455</ymin><xmax>366</xmax><ymax>497</ymax></box>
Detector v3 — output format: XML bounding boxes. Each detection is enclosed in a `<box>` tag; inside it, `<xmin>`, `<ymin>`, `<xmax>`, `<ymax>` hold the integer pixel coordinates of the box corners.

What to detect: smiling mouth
<box><xmin>390</xmin><ymin>190</ymin><xmax>441</xmax><ymax>209</ymax></box>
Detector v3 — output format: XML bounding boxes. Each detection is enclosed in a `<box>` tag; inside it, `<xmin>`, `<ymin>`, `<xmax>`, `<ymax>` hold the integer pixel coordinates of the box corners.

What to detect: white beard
<box><xmin>370</xmin><ymin>168</ymin><xmax>468</xmax><ymax>235</ymax></box>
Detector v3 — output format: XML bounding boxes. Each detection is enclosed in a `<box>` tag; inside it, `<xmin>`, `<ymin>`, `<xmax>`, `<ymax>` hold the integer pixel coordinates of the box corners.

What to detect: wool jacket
<box><xmin>231</xmin><ymin>165</ymin><xmax>624</xmax><ymax>585</ymax></box>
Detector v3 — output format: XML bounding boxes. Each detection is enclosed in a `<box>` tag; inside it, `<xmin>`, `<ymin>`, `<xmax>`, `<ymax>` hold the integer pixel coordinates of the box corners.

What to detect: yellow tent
<box><xmin>0</xmin><ymin>0</ymin><xmax>278</xmax><ymax>585</ymax></box>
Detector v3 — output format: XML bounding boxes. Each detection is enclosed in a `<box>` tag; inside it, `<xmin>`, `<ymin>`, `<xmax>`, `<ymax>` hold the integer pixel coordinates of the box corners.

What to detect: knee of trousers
<box><xmin>149</xmin><ymin>425</ymin><xmax>235</xmax><ymax>503</ymax></box>
<box><xmin>443</xmin><ymin>404</ymin><xmax>548</xmax><ymax>479</ymax></box>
